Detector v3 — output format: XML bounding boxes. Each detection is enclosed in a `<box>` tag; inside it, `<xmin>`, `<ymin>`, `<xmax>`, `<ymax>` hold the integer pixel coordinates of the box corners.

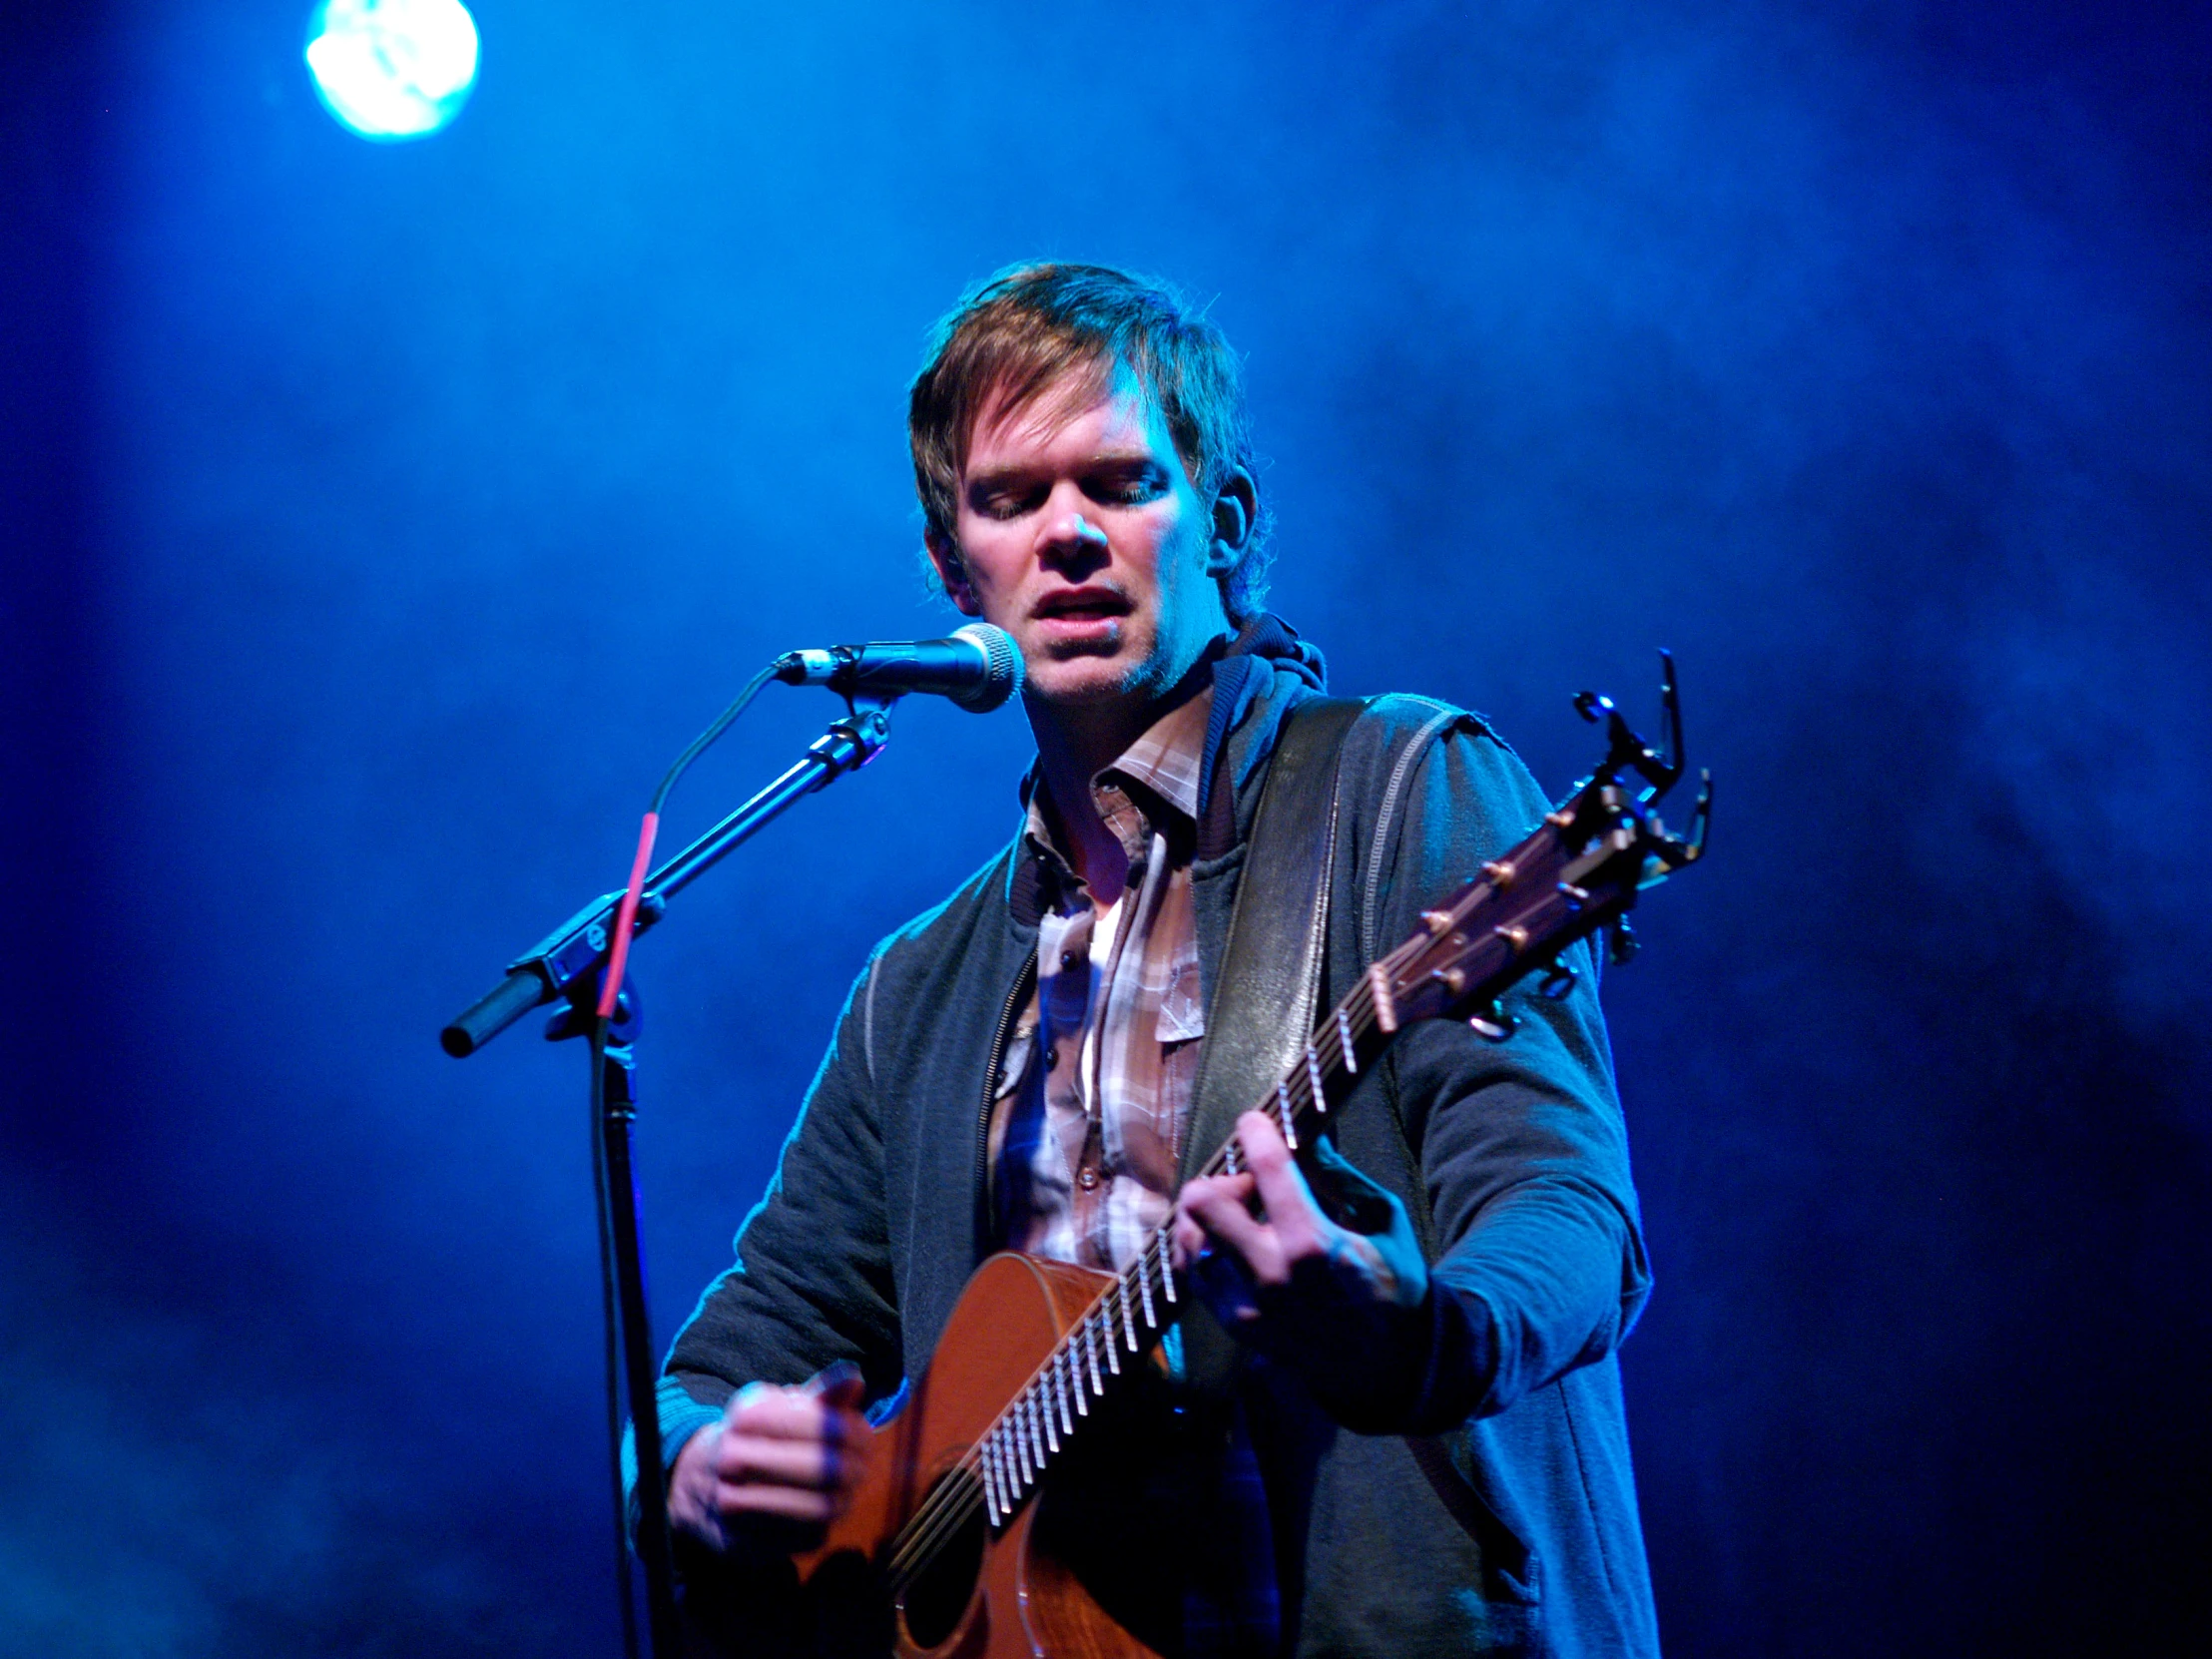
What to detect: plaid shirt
<box><xmin>989</xmin><ymin>686</ymin><xmax>1213</xmax><ymax>1273</ymax></box>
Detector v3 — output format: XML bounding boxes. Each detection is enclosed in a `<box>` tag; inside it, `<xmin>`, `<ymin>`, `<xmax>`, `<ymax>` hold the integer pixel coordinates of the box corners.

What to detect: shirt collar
<box><xmin>1021</xmin><ymin>683</ymin><xmax>1215</xmax><ymax>879</ymax></box>
<box><xmin>1102</xmin><ymin>686</ymin><xmax>1212</xmax><ymax>821</ymax></box>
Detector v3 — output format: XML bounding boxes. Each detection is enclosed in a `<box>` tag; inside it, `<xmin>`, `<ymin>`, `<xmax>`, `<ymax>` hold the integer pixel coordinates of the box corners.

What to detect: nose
<box><xmin>1034</xmin><ymin>486</ymin><xmax>1110</xmax><ymax>573</ymax></box>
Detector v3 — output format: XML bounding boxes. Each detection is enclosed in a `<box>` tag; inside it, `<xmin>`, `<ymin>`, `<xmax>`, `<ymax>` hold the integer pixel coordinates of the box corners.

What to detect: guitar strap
<box><xmin>1179</xmin><ymin>694</ymin><xmax>1366</xmax><ymax>1182</ymax></box>
<box><xmin>1179</xmin><ymin>694</ymin><xmax>1523</xmax><ymax>1564</ymax></box>
<box><xmin>1176</xmin><ymin>693</ymin><xmax>1366</xmax><ymax>1391</ymax></box>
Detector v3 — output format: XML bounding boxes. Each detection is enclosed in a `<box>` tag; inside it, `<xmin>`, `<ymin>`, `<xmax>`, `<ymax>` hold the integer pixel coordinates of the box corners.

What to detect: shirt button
<box><xmin>1078</xmin><ymin>1166</ymin><xmax>1101</xmax><ymax>1191</ymax></box>
<box><xmin>1060</xmin><ymin>950</ymin><xmax>1079</xmax><ymax>970</ymax></box>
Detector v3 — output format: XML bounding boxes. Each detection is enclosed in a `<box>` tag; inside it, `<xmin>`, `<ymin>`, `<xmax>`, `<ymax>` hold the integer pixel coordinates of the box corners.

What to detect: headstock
<box><xmin>1373</xmin><ymin>652</ymin><xmax>1711</xmax><ymax>1040</ymax></box>
<box><xmin>1199</xmin><ymin>653</ymin><xmax>1712</xmax><ymax>1183</ymax></box>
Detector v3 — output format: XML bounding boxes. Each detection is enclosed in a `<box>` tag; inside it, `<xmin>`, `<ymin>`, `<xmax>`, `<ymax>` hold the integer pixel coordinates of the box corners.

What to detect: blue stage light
<box><xmin>304</xmin><ymin>0</ymin><xmax>479</xmax><ymax>142</ymax></box>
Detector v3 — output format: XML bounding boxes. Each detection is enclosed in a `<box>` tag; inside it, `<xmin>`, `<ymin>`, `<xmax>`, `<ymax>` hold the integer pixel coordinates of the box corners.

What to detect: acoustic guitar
<box><xmin>772</xmin><ymin>663</ymin><xmax>1710</xmax><ymax>1658</ymax></box>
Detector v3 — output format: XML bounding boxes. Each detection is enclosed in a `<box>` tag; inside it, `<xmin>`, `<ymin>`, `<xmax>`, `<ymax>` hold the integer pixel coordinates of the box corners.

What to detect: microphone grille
<box><xmin>950</xmin><ymin>623</ymin><xmax>1023</xmax><ymax>712</ymax></box>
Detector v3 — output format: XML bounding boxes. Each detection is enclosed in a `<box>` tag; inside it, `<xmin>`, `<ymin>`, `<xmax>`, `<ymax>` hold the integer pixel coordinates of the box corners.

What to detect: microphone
<box><xmin>772</xmin><ymin>622</ymin><xmax>1024</xmax><ymax>713</ymax></box>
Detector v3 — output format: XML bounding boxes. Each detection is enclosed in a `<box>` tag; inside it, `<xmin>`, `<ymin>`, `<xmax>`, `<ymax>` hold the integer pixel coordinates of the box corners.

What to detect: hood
<box><xmin>1222</xmin><ymin>611</ymin><xmax>1328</xmax><ymax>690</ymax></box>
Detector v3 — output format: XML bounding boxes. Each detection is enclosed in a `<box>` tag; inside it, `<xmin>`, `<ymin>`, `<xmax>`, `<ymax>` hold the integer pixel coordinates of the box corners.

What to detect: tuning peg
<box><xmin>1642</xmin><ymin>770</ymin><xmax>1713</xmax><ymax>878</ymax></box>
<box><xmin>1607</xmin><ymin>917</ymin><xmax>1639</xmax><ymax>967</ymax></box>
<box><xmin>1538</xmin><ymin>962</ymin><xmax>1579</xmax><ymax>1000</ymax></box>
<box><xmin>1685</xmin><ymin>769</ymin><xmax>1712</xmax><ymax>858</ymax></box>
<box><xmin>1468</xmin><ymin>1000</ymin><xmax>1518</xmax><ymax>1042</ymax></box>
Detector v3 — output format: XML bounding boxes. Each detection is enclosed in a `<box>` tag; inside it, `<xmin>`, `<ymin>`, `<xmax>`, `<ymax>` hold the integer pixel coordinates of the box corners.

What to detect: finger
<box><xmin>1233</xmin><ymin>1109</ymin><xmax>1290</xmax><ymax>1167</ymax></box>
<box><xmin>723</xmin><ymin>1421</ymin><xmax>874</xmax><ymax>1510</ymax></box>
<box><xmin>725</xmin><ymin>1382</ymin><xmax>832</xmax><ymax>1439</ymax></box>
<box><xmin>715</xmin><ymin>1481</ymin><xmax>835</xmax><ymax>1524</ymax></box>
<box><xmin>715</xmin><ymin>1431</ymin><xmax>839</xmax><ymax>1490</ymax></box>
<box><xmin>1177</xmin><ymin>1170</ymin><xmax>1259</xmax><ymax>1239</ymax></box>
<box><xmin>1182</xmin><ymin>1176</ymin><xmax>1285</xmax><ymax>1286</ymax></box>
<box><xmin>805</xmin><ymin>1360</ymin><xmax>867</xmax><ymax>1413</ymax></box>
<box><xmin>1177</xmin><ymin>1170</ymin><xmax>1255</xmax><ymax>1218</ymax></box>
<box><xmin>1170</xmin><ymin>1206</ymin><xmax>1210</xmax><ymax>1269</ymax></box>
<box><xmin>1234</xmin><ymin>1112</ymin><xmax>1327</xmax><ymax>1258</ymax></box>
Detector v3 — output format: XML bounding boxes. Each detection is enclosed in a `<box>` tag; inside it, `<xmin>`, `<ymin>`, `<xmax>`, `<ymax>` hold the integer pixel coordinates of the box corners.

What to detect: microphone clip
<box><xmin>773</xmin><ymin>647</ymin><xmax>904</xmax><ymax>737</ymax></box>
<box><xmin>811</xmin><ymin>691</ymin><xmax>897</xmax><ymax>772</ymax></box>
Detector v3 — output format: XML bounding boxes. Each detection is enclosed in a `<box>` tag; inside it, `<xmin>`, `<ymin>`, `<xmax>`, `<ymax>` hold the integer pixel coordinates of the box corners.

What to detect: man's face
<box><xmin>931</xmin><ymin>368</ymin><xmax>1237</xmax><ymax>713</ymax></box>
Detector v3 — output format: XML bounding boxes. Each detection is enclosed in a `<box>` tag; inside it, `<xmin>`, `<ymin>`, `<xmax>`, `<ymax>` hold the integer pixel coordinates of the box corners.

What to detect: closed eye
<box><xmin>1084</xmin><ymin>463</ymin><xmax>1170</xmax><ymax>507</ymax></box>
<box><xmin>972</xmin><ymin>482</ymin><xmax>1050</xmax><ymax>520</ymax></box>
<box><xmin>965</xmin><ymin>459</ymin><xmax>1171</xmax><ymax>519</ymax></box>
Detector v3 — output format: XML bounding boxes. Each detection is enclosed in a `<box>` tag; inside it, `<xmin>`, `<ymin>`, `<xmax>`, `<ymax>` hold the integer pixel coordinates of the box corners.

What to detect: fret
<box><xmin>1040</xmin><ymin>1382</ymin><xmax>1059</xmax><ymax>1453</ymax></box>
<box><xmin>1337</xmin><ymin>1006</ymin><xmax>1358</xmax><ymax>1074</ymax></box>
<box><xmin>1368</xmin><ymin>963</ymin><xmax>1398</xmax><ymax>1032</ymax></box>
<box><xmin>1306</xmin><ymin>1044</ymin><xmax>1326</xmax><ymax>1113</ymax></box>
<box><xmin>1087</xmin><ymin>1313</ymin><xmax>1105</xmax><ymax>1388</ymax></box>
<box><xmin>1277</xmin><ymin>1079</ymin><xmax>1298</xmax><ymax>1149</ymax></box>
<box><xmin>1121</xmin><ymin>1280</ymin><xmax>1139</xmax><ymax>1350</ymax></box>
<box><xmin>1159</xmin><ymin>1232</ymin><xmax>1176</xmax><ymax>1303</ymax></box>
<box><xmin>1138</xmin><ymin>1258</ymin><xmax>1156</xmax><ymax>1328</ymax></box>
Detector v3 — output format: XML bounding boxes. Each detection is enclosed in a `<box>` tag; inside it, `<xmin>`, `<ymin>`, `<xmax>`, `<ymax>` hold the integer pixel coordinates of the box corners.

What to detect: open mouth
<box><xmin>1033</xmin><ymin>588</ymin><xmax>1133</xmax><ymax>624</ymax></box>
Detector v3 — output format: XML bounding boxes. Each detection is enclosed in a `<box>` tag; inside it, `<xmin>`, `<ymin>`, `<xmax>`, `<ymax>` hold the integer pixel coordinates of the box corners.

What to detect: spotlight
<box><xmin>304</xmin><ymin>0</ymin><xmax>479</xmax><ymax>142</ymax></box>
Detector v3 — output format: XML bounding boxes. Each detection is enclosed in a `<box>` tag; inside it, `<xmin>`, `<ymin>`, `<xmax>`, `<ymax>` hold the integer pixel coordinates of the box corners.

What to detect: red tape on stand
<box><xmin>598</xmin><ymin>811</ymin><xmax>660</xmax><ymax>1019</ymax></box>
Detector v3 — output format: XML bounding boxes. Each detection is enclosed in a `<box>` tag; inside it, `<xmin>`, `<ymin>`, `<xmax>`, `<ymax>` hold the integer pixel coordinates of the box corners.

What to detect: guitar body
<box><xmin>794</xmin><ymin>1252</ymin><xmax>1165</xmax><ymax>1659</ymax></box>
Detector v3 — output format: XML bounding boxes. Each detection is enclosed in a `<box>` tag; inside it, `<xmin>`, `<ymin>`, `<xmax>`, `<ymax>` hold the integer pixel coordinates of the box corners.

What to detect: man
<box><xmin>649</xmin><ymin>264</ymin><xmax>1661</xmax><ymax>1656</ymax></box>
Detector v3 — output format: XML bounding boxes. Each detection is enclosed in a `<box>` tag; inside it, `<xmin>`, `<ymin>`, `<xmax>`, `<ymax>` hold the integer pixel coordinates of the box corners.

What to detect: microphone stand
<box><xmin>442</xmin><ymin>692</ymin><xmax>899</xmax><ymax>1659</ymax></box>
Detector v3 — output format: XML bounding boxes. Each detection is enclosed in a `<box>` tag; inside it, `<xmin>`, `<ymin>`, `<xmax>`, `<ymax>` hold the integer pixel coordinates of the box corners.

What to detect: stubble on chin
<box><xmin>1024</xmin><ymin>660</ymin><xmax>1145</xmax><ymax>714</ymax></box>
<box><xmin>1025</xmin><ymin>626</ymin><xmax>1187</xmax><ymax>711</ymax></box>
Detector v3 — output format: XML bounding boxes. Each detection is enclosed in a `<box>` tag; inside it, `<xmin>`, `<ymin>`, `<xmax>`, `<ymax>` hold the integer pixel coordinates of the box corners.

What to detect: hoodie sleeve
<box><xmin>635</xmin><ymin>955</ymin><xmax>904</xmax><ymax>1492</ymax></box>
<box><xmin>1355</xmin><ymin>715</ymin><xmax>1653</xmax><ymax>1432</ymax></box>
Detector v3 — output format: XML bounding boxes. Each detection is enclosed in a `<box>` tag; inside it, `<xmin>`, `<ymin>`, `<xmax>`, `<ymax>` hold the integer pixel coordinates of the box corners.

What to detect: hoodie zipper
<box><xmin>972</xmin><ymin>954</ymin><xmax>1038</xmax><ymax>1248</ymax></box>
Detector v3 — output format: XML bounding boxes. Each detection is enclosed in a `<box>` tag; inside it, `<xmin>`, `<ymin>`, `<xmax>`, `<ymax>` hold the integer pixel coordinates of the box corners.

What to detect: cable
<box><xmin>599</xmin><ymin>662</ymin><xmax>782</xmax><ymax>1019</ymax></box>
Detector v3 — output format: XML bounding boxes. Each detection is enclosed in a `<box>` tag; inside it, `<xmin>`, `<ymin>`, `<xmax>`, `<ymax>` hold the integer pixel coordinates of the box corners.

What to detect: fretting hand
<box><xmin>1170</xmin><ymin>1110</ymin><xmax>1432</xmax><ymax>1430</ymax></box>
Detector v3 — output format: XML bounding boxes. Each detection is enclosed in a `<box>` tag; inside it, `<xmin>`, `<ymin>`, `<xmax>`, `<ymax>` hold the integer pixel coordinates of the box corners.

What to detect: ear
<box><xmin>924</xmin><ymin>528</ymin><xmax>983</xmax><ymax>617</ymax></box>
<box><xmin>1206</xmin><ymin>465</ymin><xmax>1258</xmax><ymax>578</ymax></box>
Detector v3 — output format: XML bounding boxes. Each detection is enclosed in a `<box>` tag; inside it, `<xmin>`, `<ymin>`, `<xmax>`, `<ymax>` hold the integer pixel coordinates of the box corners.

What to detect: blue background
<box><xmin>5</xmin><ymin>2</ymin><xmax>2207</xmax><ymax>1653</ymax></box>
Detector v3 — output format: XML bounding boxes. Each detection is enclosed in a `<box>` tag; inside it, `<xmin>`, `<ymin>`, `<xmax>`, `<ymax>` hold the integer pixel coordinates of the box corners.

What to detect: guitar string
<box><xmin>880</xmin><ymin>1230</ymin><xmax>1183</xmax><ymax>1589</ymax></box>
